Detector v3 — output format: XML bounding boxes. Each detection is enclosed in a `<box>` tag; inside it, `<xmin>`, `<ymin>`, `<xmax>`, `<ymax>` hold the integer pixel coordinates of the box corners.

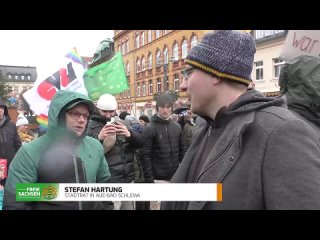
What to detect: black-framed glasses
<box><xmin>67</xmin><ymin>110</ymin><xmax>90</xmax><ymax>121</ymax></box>
<box><xmin>181</xmin><ymin>67</ymin><xmax>195</xmax><ymax>79</ymax></box>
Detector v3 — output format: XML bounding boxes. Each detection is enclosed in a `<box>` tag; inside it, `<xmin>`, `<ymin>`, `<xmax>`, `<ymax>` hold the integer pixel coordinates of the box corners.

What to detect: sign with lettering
<box><xmin>280</xmin><ymin>30</ymin><xmax>320</xmax><ymax>60</ymax></box>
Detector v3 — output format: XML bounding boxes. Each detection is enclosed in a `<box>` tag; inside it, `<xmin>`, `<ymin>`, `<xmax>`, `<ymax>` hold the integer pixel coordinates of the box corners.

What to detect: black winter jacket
<box><xmin>0</xmin><ymin>99</ymin><xmax>22</xmax><ymax>165</ymax></box>
<box><xmin>87</xmin><ymin>115</ymin><xmax>144</xmax><ymax>183</ymax></box>
<box><xmin>141</xmin><ymin>114</ymin><xmax>185</xmax><ymax>182</ymax></box>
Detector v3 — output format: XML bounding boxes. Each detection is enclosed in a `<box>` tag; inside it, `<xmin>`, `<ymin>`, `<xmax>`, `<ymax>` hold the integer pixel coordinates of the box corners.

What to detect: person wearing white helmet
<box><xmin>87</xmin><ymin>94</ymin><xmax>144</xmax><ymax>210</ymax></box>
<box><xmin>16</xmin><ymin>113</ymin><xmax>34</xmax><ymax>144</ymax></box>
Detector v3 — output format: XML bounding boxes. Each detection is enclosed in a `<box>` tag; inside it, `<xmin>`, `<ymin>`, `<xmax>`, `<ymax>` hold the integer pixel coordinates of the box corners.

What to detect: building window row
<box><xmin>254</xmin><ymin>58</ymin><xmax>285</xmax><ymax>82</ymax></box>
<box><xmin>135</xmin><ymin>76</ymin><xmax>181</xmax><ymax>97</ymax></box>
<box><xmin>132</xmin><ymin>35</ymin><xmax>198</xmax><ymax>73</ymax></box>
<box><xmin>255</xmin><ymin>30</ymin><xmax>285</xmax><ymax>39</ymax></box>
<box><xmin>7</xmin><ymin>73</ymin><xmax>31</xmax><ymax>81</ymax></box>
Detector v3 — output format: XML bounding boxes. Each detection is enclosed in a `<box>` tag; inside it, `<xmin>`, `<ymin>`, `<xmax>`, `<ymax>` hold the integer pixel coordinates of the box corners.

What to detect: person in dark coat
<box><xmin>87</xmin><ymin>94</ymin><xmax>144</xmax><ymax>210</ymax></box>
<box><xmin>141</xmin><ymin>93</ymin><xmax>185</xmax><ymax>210</ymax></box>
<box><xmin>161</xmin><ymin>30</ymin><xmax>320</xmax><ymax>210</ymax></box>
<box><xmin>181</xmin><ymin>111</ymin><xmax>194</xmax><ymax>150</ymax></box>
<box><xmin>0</xmin><ymin>98</ymin><xmax>22</xmax><ymax>186</ymax></box>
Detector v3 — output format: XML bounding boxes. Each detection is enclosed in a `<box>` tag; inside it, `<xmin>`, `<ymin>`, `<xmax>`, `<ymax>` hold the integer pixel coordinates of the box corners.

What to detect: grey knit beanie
<box><xmin>185</xmin><ymin>30</ymin><xmax>256</xmax><ymax>86</ymax></box>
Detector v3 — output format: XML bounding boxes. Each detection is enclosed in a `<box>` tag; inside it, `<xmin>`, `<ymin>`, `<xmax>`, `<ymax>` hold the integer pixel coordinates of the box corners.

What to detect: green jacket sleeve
<box><xmin>3</xmin><ymin>146</ymin><xmax>37</xmax><ymax>210</ymax></box>
<box><xmin>96</xmin><ymin>145</ymin><xmax>111</xmax><ymax>183</ymax></box>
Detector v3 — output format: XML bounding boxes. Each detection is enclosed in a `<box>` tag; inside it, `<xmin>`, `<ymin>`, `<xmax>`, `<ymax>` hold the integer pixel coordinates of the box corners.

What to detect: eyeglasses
<box><xmin>181</xmin><ymin>67</ymin><xmax>195</xmax><ymax>79</ymax></box>
<box><xmin>67</xmin><ymin>110</ymin><xmax>90</xmax><ymax>121</ymax></box>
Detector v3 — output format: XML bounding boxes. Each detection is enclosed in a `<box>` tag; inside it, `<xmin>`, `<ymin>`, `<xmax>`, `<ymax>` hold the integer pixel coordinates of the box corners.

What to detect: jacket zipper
<box><xmin>73</xmin><ymin>154</ymin><xmax>82</xmax><ymax>210</ymax></box>
<box><xmin>165</xmin><ymin>126</ymin><xmax>173</xmax><ymax>171</ymax></box>
<box><xmin>81</xmin><ymin>161</ymin><xmax>87</xmax><ymax>183</ymax></box>
<box><xmin>196</xmin><ymin>137</ymin><xmax>235</xmax><ymax>182</ymax></box>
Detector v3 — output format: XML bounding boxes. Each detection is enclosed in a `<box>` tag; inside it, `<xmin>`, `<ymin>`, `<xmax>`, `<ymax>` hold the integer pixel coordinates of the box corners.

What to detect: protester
<box><xmin>16</xmin><ymin>114</ymin><xmax>34</xmax><ymax>144</ymax></box>
<box><xmin>161</xmin><ymin>30</ymin><xmax>320</xmax><ymax>210</ymax></box>
<box><xmin>138</xmin><ymin>115</ymin><xmax>149</xmax><ymax>127</ymax></box>
<box><xmin>119</xmin><ymin>111</ymin><xmax>142</xmax><ymax>134</ymax></box>
<box><xmin>279</xmin><ymin>54</ymin><xmax>320</xmax><ymax>134</ymax></box>
<box><xmin>141</xmin><ymin>93</ymin><xmax>185</xmax><ymax>210</ymax></box>
<box><xmin>0</xmin><ymin>98</ymin><xmax>22</xmax><ymax>187</ymax></box>
<box><xmin>3</xmin><ymin>90</ymin><xmax>111</xmax><ymax>210</ymax></box>
<box><xmin>181</xmin><ymin>110</ymin><xmax>194</xmax><ymax>150</ymax></box>
<box><xmin>87</xmin><ymin>93</ymin><xmax>144</xmax><ymax>210</ymax></box>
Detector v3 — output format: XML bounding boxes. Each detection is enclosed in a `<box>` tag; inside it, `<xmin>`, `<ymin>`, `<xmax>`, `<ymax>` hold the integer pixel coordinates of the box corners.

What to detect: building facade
<box><xmin>113</xmin><ymin>30</ymin><xmax>210</xmax><ymax>119</ymax></box>
<box><xmin>252</xmin><ymin>30</ymin><xmax>287</xmax><ymax>96</ymax></box>
<box><xmin>0</xmin><ymin>65</ymin><xmax>37</xmax><ymax>95</ymax></box>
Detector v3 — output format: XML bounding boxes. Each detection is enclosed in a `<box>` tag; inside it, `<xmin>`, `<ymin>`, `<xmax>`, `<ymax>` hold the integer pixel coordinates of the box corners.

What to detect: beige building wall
<box><xmin>253</xmin><ymin>34</ymin><xmax>286</xmax><ymax>95</ymax></box>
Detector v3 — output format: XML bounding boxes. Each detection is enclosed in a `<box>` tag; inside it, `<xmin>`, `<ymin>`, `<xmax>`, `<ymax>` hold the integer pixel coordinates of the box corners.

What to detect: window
<box><xmin>136</xmin><ymin>58</ymin><xmax>141</xmax><ymax>73</ymax></box>
<box><xmin>126</xmin><ymin>62</ymin><xmax>130</xmax><ymax>76</ymax></box>
<box><xmin>156</xmin><ymin>50</ymin><xmax>161</xmax><ymax>67</ymax></box>
<box><xmin>27</xmin><ymin>75</ymin><xmax>31</xmax><ymax>80</ymax></box>
<box><xmin>148</xmin><ymin>80</ymin><xmax>153</xmax><ymax>95</ymax></box>
<box><xmin>148</xmin><ymin>53</ymin><xmax>153</xmax><ymax>69</ymax></box>
<box><xmin>273</xmin><ymin>58</ymin><xmax>285</xmax><ymax>79</ymax></box>
<box><xmin>137</xmin><ymin>83</ymin><xmax>141</xmax><ymax>96</ymax></box>
<box><xmin>255</xmin><ymin>30</ymin><xmax>285</xmax><ymax>39</ymax></box>
<box><xmin>127</xmin><ymin>89</ymin><xmax>130</xmax><ymax>98</ymax></box>
<box><xmin>157</xmin><ymin>78</ymin><xmax>162</xmax><ymax>92</ymax></box>
<box><xmin>135</xmin><ymin>34</ymin><xmax>140</xmax><ymax>48</ymax></box>
<box><xmin>191</xmin><ymin>35</ymin><xmax>198</xmax><ymax>48</ymax></box>
<box><xmin>155</xmin><ymin>30</ymin><xmax>160</xmax><ymax>39</ymax></box>
<box><xmin>15</xmin><ymin>75</ymin><xmax>18</xmax><ymax>80</ymax></box>
<box><xmin>255</xmin><ymin>61</ymin><xmax>264</xmax><ymax>81</ymax></box>
<box><xmin>8</xmin><ymin>74</ymin><xmax>12</xmax><ymax>79</ymax></box>
<box><xmin>141</xmin><ymin>32</ymin><xmax>145</xmax><ymax>46</ymax></box>
<box><xmin>182</xmin><ymin>39</ymin><xmax>188</xmax><ymax>59</ymax></box>
<box><xmin>126</xmin><ymin>40</ymin><xmax>129</xmax><ymax>53</ymax></box>
<box><xmin>173</xmin><ymin>43</ymin><xmax>179</xmax><ymax>61</ymax></box>
<box><xmin>163</xmin><ymin>30</ymin><xmax>168</xmax><ymax>35</ymax></box>
<box><xmin>21</xmin><ymin>75</ymin><xmax>25</xmax><ymax>80</ymax></box>
<box><xmin>122</xmin><ymin>43</ymin><xmax>126</xmax><ymax>54</ymax></box>
<box><xmin>141</xmin><ymin>57</ymin><xmax>146</xmax><ymax>71</ymax></box>
<box><xmin>165</xmin><ymin>76</ymin><xmax>169</xmax><ymax>91</ymax></box>
<box><xmin>142</xmin><ymin>82</ymin><xmax>146</xmax><ymax>96</ymax></box>
<box><xmin>163</xmin><ymin>47</ymin><xmax>168</xmax><ymax>64</ymax></box>
<box><xmin>148</xmin><ymin>30</ymin><xmax>152</xmax><ymax>43</ymax></box>
<box><xmin>174</xmin><ymin>73</ymin><xmax>180</xmax><ymax>91</ymax></box>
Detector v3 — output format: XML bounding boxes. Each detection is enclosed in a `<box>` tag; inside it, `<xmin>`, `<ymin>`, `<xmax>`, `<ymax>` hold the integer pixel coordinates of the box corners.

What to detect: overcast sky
<box><xmin>0</xmin><ymin>30</ymin><xmax>114</xmax><ymax>82</ymax></box>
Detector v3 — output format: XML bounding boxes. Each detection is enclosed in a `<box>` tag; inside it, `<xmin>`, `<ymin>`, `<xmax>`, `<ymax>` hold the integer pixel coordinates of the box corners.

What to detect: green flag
<box><xmin>83</xmin><ymin>52</ymin><xmax>129</xmax><ymax>101</ymax></box>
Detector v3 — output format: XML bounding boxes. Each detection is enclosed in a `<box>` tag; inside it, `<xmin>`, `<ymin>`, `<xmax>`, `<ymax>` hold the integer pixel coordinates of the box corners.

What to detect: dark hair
<box><xmin>139</xmin><ymin>115</ymin><xmax>149</xmax><ymax>123</ymax></box>
<box><xmin>156</xmin><ymin>93</ymin><xmax>174</xmax><ymax>111</ymax></box>
<box><xmin>119</xmin><ymin>111</ymin><xmax>130</xmax><ymax>120</ymax></box>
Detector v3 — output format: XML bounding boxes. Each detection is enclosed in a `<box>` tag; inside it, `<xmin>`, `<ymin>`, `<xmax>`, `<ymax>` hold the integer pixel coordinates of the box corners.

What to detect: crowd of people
<box><xmin>1</xmin><ymin>30</ymin><xmax>320</xmax><ymax>210</ymax></box>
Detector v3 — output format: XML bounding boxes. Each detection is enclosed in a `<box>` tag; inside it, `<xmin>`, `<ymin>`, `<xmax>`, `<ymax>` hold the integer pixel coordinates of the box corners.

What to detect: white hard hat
<box><xmin>16</xmin><ymin>114</ymin><xmax>29</xmax><ymax>127</ymax></box>
<box><xmin>96</xmin><ymin>94</ymin><xmax>117</xmax><ymax>111</ymax></box>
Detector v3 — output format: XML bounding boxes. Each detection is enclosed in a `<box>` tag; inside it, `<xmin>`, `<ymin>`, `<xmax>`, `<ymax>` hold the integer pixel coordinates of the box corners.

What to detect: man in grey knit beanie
<box><xmin>161</xmin><ymin>30</ymin><xmax>320</xmax><ymax>210</ymax></box>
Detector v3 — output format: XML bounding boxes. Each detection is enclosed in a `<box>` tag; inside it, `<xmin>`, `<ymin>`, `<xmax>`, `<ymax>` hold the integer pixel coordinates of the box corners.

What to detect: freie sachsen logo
<box><xmin>16</xmin><ymin>183</ymin><xmax>59</xmax><ymax>201</ymax></box>
<box><xmin>42</xmin><ymin>185</ymin><xmax>58</xmax><ymax>200</ymax></box>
